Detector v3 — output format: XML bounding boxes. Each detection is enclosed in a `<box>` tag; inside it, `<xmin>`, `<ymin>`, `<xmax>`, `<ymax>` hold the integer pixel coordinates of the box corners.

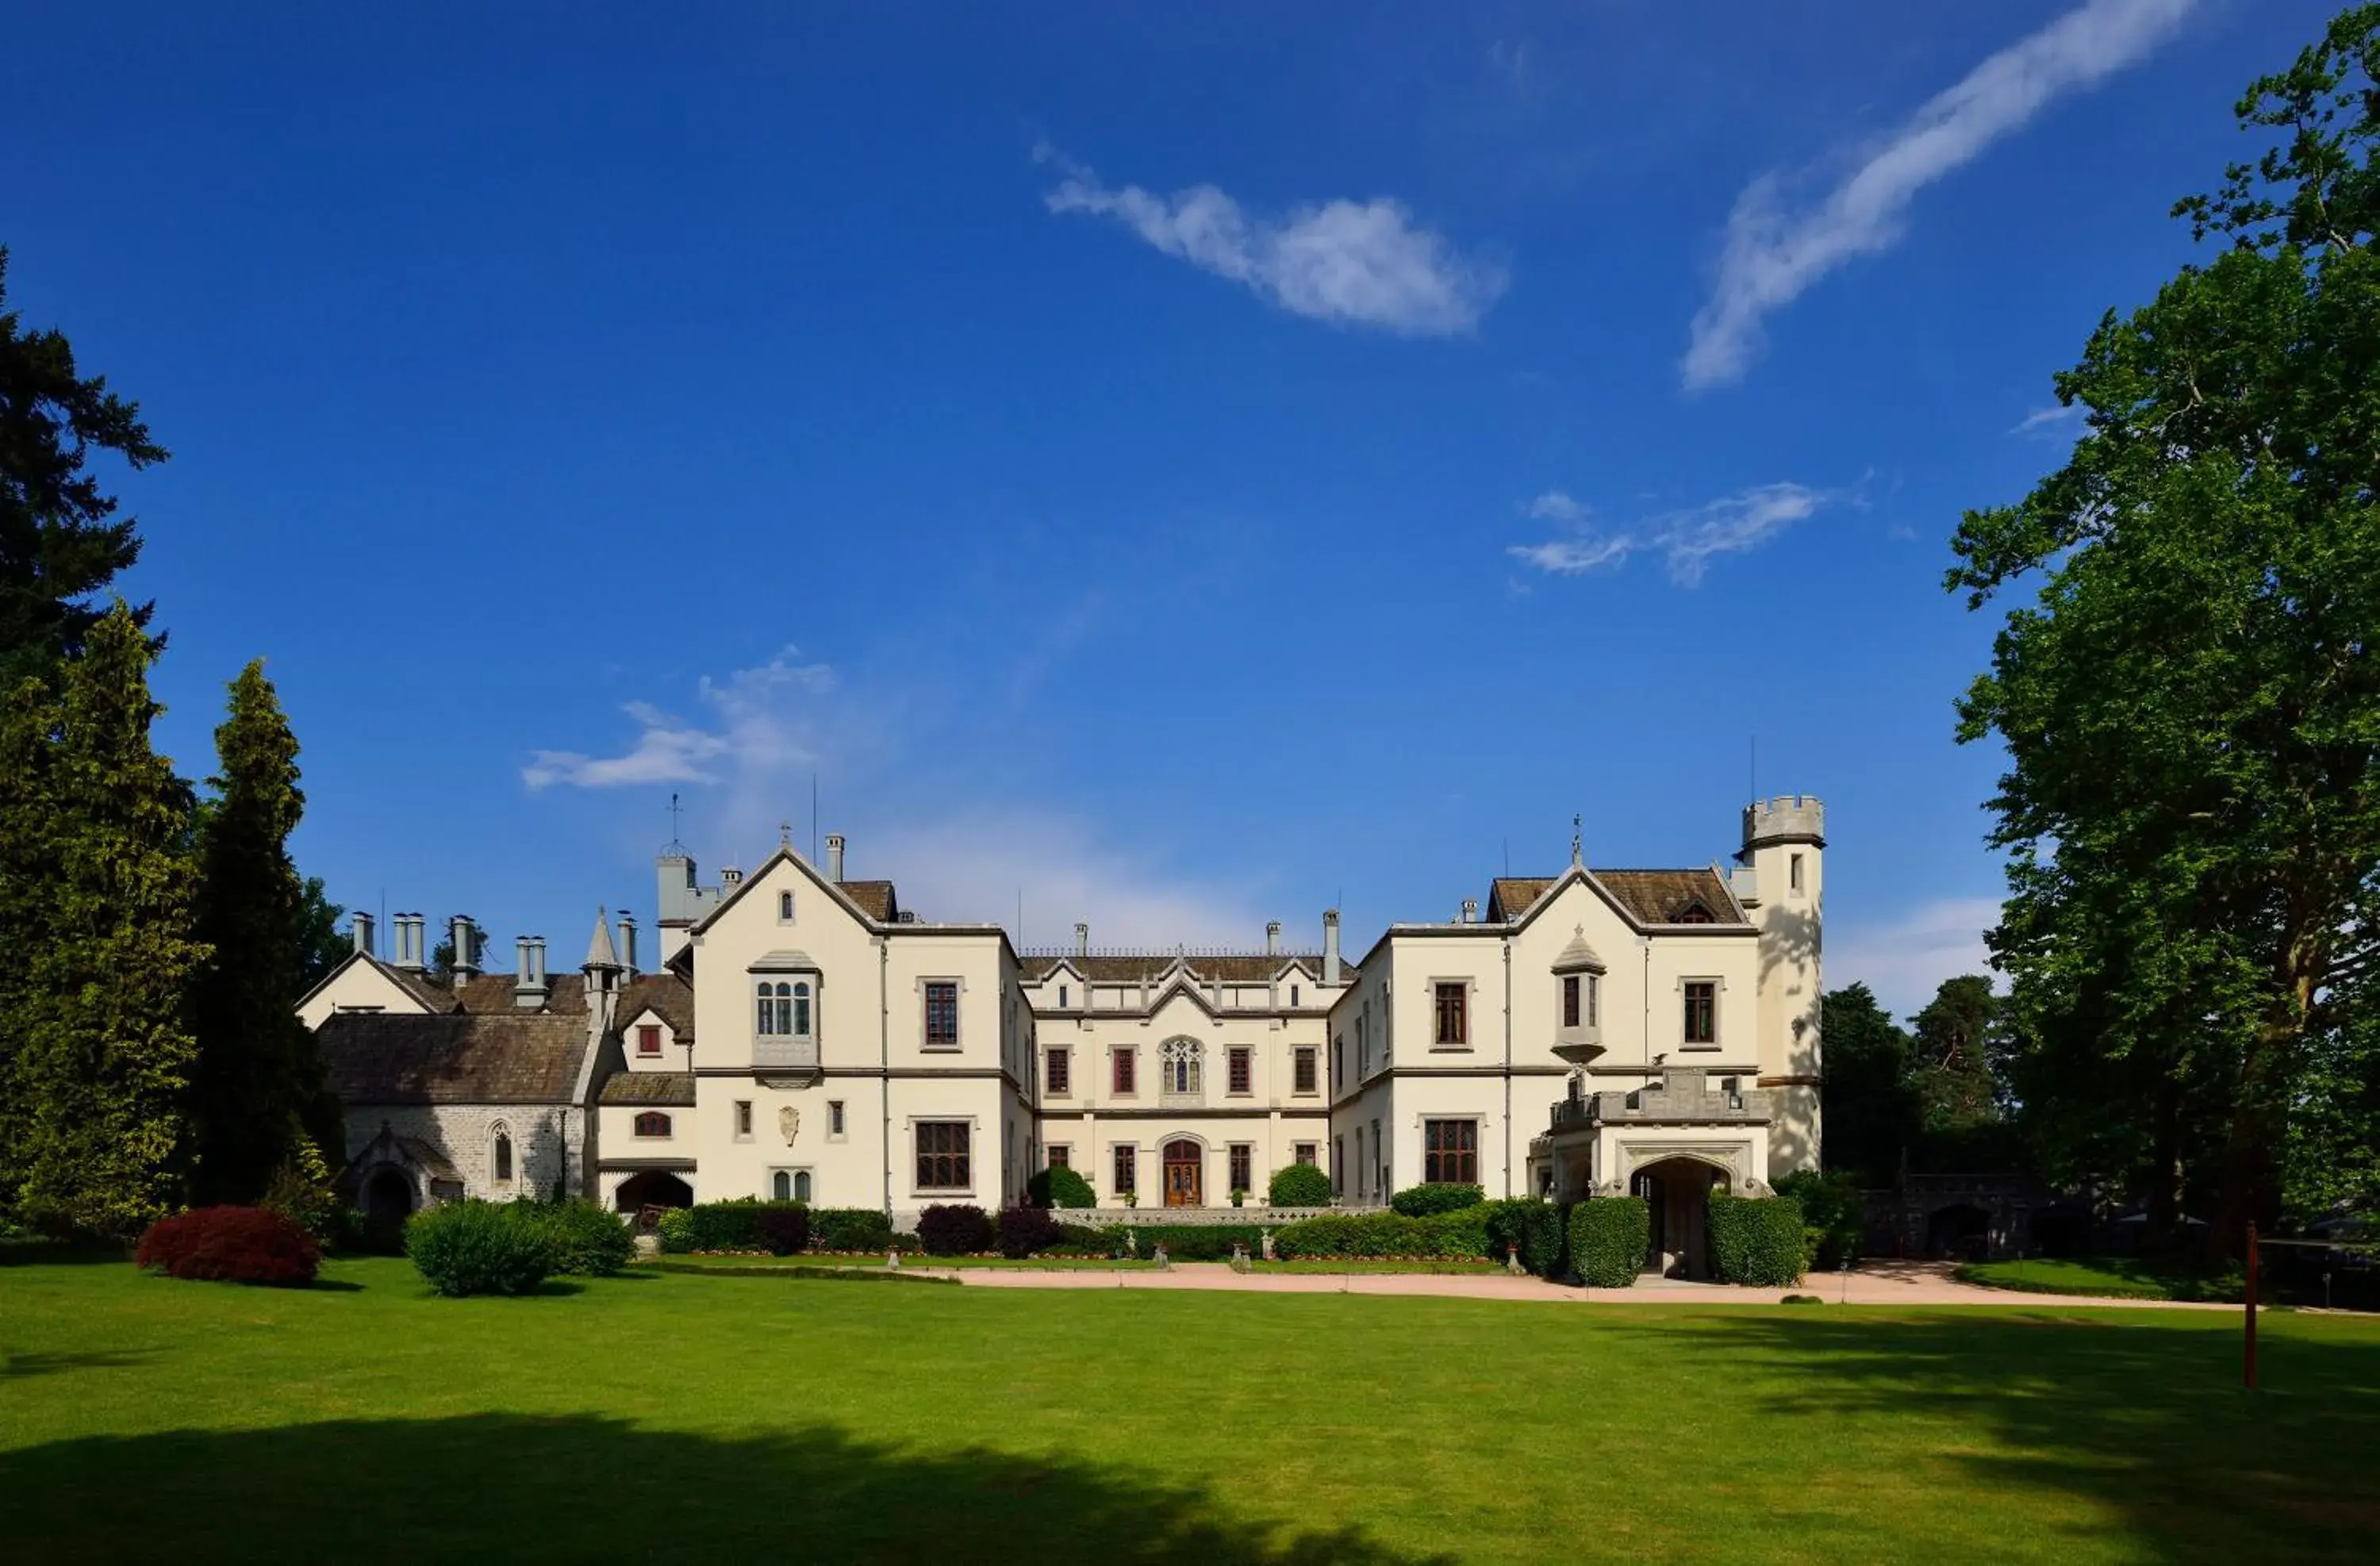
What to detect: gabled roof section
<box><xmin>1485</xmin><ymin>878</ymin><xmax>1558</xmax><ymax>923</ymax></box>
<box><xmin>1016</xmin><ymin>952</ymin><xmax>1343</xmax><ymax>985</ymax></box>
<box><xmin>1482</xmin><ymin>866</ymin><xmax>1748</xmax><ymax>930</ymax></box>
<box><xmin>617</xmin><ymin>973</ymin><xmax>694</xmax><ymax>1041</ymax></box>
<box><xmin>295</xmin><ymin>950</ymin><xmax>457</xmax><ymax>1019</ymax></box>
<box><xmin>317</xmin><ymin>1011</ymin><xmax>596</xmax><ymax>1105</ymax></box>
<box><xmin>837</xmin><ymin>880</ymin><xmax>900</xmax><ymax>921</ymax></box>
<box><xmin>686</xmin><ymin>846</ymin><xmax>897</xmax><ymax>937</ymax></box>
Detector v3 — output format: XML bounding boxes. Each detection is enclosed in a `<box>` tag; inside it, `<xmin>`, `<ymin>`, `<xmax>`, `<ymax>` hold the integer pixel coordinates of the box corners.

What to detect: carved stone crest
<box><xmin>778</xmin><ymin>1106</ymin><xmax>800</xmax><ymax>1147</ymax></box>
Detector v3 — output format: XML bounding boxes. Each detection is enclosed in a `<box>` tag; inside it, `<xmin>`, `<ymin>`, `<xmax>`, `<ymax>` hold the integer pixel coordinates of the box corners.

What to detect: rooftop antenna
<box><xmin>1571</xmin><ymin>813</ymin><xmax>1583</xmax><ymax>869</ymax></box>
<box><xmin>779</xmin><ymin>819</ymin><xmax>792</xmax><ymax>851</ymax></box>
<box><xmin>667</xmin><ymin>791</ymin><xmax>683</xmax><ymax>846</ymax></box>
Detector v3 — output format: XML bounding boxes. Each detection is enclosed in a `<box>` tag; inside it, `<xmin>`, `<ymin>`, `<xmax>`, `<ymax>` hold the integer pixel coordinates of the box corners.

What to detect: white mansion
<box><xmin>303</xmin><ymin>799</ymin><xmax>1825</xmax><ymax>1261</ymax></box>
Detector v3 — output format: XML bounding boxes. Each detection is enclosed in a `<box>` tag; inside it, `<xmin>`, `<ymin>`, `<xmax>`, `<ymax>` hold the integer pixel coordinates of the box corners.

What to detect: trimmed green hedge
<box><xmin>1390</xmin><ymin>1182</ymin><xmax>1484</xmax><ymax>1217</ymax></box>
<box><xmin>809</xmin><ymin>1207</ymin><xmax>893</xmax><ymax>1252</ymax></box>
<box><xmin>1568</xmin><ymin>1198</ymin><xmax>1649</xmax><ymax>1287</ymax></box>
<box><xmin>1027</xmin><ymin>1165</ymin><xmax>1096</xmax><ymax>1209</ymax></box>
<box><xmin>1267</xmin><ymin>1162</ymin><xmax>1332</xmax><ymax>1207</ymax></box>
<box><xmin>1125</xmin><ymin>1223</ymin><xmax>1269</xmax><ymax>1261</ymax></box>
<box><xmin>1481</xmin><ymin>1198</ymin><xmax>1567</xmax><ymax>1277</ymax></box>
<box><xmin>1270</xmin><ymin>1209</ymin><xmax>1484</xmax><ymax>1261</ymax></box>
<box><xmin>1772</xmin><ymin>1169</ymin><xmax>1864</xmax><ymax>1269</ymax></box>
<box><xmin>1707</xmin><ymin>1195</ymin><xmax>1806</xmax><ymax>1286</ymax></box>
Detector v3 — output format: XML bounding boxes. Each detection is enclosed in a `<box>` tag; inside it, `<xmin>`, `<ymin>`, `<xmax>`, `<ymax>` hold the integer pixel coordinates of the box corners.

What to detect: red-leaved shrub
<box><xmin>136</xmin><ymin>1205</ymin><xmax>322</xmax><ymax>1287</ymax></box>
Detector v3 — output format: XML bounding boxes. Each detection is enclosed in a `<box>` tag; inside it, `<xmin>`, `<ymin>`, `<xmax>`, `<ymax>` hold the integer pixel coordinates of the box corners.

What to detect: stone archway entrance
<box><xmin>614</xmin><ymin>1170</ymin><xmax>694</xmax><ymax>1214</ymax></box>
<box><xmin>363</xmin><ymin>1167</ymin><xmax>416</xmax><ymax>1226</ymax></box>
<box><xmin>1162</xmin><ymin>1139</ymin><xmax>1203</xmax><ymax>1207</ymax></box>
<box><xmin>1632</xmin><ymin>1157</ymin><xmax>1729</xmax><ymax>1280</ymax></box>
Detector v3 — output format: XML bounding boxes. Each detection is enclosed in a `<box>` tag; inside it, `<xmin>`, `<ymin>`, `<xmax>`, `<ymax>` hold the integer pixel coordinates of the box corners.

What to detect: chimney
<box><xmin>720</xmin><ymin>865</ymin><xmax>743</xmax><ymax>891</ymax></box>
<box><xmin>825</xmin><ymin>833</ymin><xmax>845</xmax><ymax>883</ymax></box>
<box><xmin>1074</xmin><ymin>921</ymin><xmax>1089</xmax><ymax>958</ymax></box>
<box><xmin>393</xmin><ymin>913</ymin><xmax>424</xmax><ymax>973</ymax></box>
<box><xmin>451</xmin><ymin>915</ymin><xmax>479</xmax><ymax>983</ymax></box>
<box><xmin>1266</xmin><ymin>920</ymin><xmax>1280</xmax><ymax>956</ymax></box>
<box><xmin>1461</xmin><ymin>898</ymin><xmax>1479</xmax><ymax>925</ymax></box>
<box><xmin>1322</xmin><ymin>909</ymin><xmax>1342</xmax><ymax>985</ymax></box>
<box><xmin>617</xmin><ymin>911</ymin><xmax>639</xmax><ymax>977</ymax></box>
<box><xmin>514</xmin><ymin>935</ymin><xmax>548</xmax><ymax>1008</ymax></box>
<box><xmin>352</xmin><ymin>911</ymin><xmax>376</xmax><ymax>957</ymax></box>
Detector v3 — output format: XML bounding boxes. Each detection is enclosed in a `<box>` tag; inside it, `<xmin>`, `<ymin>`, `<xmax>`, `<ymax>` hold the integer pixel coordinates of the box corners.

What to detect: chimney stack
<box><xmin>1322</xmin><ymin>909</ymin><xmax>1342</xmax><ymax>985</ymax></box>
<box><xmin>825</xmin><ymin>833</ymin><xmax>845</xmax><ymax>883</ymax></box>
<box><xmin>352</xmin><ymin>911</ymin><xmax>376</xmax><ymax>957</ymax></box>
<box><xmin>720</xmin><ymin>866</ymin><xmax>743</xmax><ymax>891</ymax></box>
<box><xmin>617</xmin><ymin>911</ymin><xmax>639</xmax><ymax>977</ymax></box>
<box><xmin>451</xmin><ymin>915</ymin><xmax>479</xmax><ymax>983</ymax></box>
<box><xmin>1074</xmin><ymin>921</ymin><xmax>1089</xmax><ymax>958</ymax></box>
<box><xmin>1461</xmin><ymin>898</ymin><xmax>1479</xmax><ymax>925</ymax></box>
<box><xmin>514</xmin><ymin>935</ymin><xmax>549</xmax><ymax>1008</ymax></box>
<box><xmin>1266</xmin><ymin>920</ymin><xmax>1280</xmax><ymax>956</ymax></box>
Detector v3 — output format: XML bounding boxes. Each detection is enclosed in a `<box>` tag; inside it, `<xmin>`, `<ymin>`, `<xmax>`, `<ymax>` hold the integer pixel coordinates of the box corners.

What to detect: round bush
<box><xmin>524</xmin><ymin>1199</ymin><xmax>637</xmax><ymax>1276</ymax></box>
<box><xmin>754</xmin><ymin>1203</ymin><xmax>811</xmax><ymax>1257</ymax></box>
<box><xmin>1390</xmin><ymin>1182</ymin><xmax>1484</xmax><ymax>1218</ymax></box>
<box><xmin>1568</xmin><ymin>1197</ymin><xmax>1649</xmax><ymax>1287</ymax></box>
<box><xmin>996</xmin><ymin>1204</ymin><xmax>1060</xmax><ymax>1257</ymax></box>
<box><xmin>916</xmin><ymin>1203</ymin><xmax>995</xmax><ymax>1256</ymax></box>
<box><xmin>136</xmin><ymin>1206</ymin><xmax>321</xmax><ymax>1288</ymax></box>
<box><xmin>1266</xmin><ymin>1162</ymin><xmax>1331</xmax><ymax>1207</ymax></box>
<box><xmin>406</xmin><ymin>1201</ymin><xmax>554</xmax><ymax>1297</ymax></box>
<box><xmin>1027</xmin><ymin>1164</ymin><xmax>1097</xmax><ymax>1209</ymax></box>
<box><xmin>655</xmin><ymin>1207</ymin><xmax>695</xmax><ymax>1254</ymax></box>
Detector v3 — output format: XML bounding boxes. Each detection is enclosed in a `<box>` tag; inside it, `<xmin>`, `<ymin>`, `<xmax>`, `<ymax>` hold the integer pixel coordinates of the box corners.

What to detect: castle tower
<box><xmin>1737</xmin><ymin>796</ymin><xmax>1825</xmax><ymax>1175</ymax></box>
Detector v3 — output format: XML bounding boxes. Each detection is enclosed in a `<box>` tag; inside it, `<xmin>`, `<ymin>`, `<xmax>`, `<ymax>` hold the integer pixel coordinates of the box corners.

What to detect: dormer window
<box><xmin>1672</xmin><ymin>901</ymin><xmax>1716</xmax><ymax>924</ymax></box>
<box><xmin>634</xmin><ymin>1111</ymin><xmax>672</xmax><ymax>1138</ymax></box>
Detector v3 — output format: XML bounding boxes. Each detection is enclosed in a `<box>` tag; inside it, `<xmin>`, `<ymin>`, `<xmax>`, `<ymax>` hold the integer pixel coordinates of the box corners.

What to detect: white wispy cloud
<box><xmin>1037</xmin><ymin>145</ymin><xmax>1507</xmax><ymax>336</ymax></box>
<box><xmin>1507</xmin><ymin>481</ymin><xmax>1845</xmax><ymax>585</ymax></box>
<box><xmin>522</xmin><ymin>642</ymin><xmax>1267</xmax><ymax>942</ymax></box>
<box><xmin>2011</xmin><ymin>401</ymin><xmax>2088</xmax><ymax>436</ymax></box>
<box><xmin>1829</xmin><ymin>896</ymin><xmax>2004</xmax><ymax>1019</ymax></box>
<box><xmin>1682</xmin><ymin>0</ymin><xmax>2196</xmax><ymax>390</ymax></box>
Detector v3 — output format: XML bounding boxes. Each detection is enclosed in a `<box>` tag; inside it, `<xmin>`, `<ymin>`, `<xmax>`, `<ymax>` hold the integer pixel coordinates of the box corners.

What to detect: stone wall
<box><xmin>343</xmin><ymin>1103</ymin><xmax>589</xmax><ymax>1203</ymax></box>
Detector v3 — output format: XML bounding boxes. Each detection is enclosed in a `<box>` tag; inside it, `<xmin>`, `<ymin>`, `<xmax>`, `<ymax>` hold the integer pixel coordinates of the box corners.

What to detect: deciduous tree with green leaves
<box><xmin>0</xmin><ymin>248</ymin><xmax>167</xmax><ymax>687</ymax></box>
<box><xmin>1951</xmin><ymin>7</ymin><xmax>2380</xmax><ymax>1250</ymax></box>
<box><xmin>7</xmin><ymin>604</ymin><xmax>207</xmax><ymax>1235</ymax></box>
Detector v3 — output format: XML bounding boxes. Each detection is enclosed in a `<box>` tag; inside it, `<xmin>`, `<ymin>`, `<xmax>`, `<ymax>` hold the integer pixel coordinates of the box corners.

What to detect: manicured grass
<box><xmin>1957</xmin><ymin>1257</ymin><xmax>2241</xmax><ymax>1302</ymax></box>
<box><xmin>4</xmin><ymin>1255</ymin><xmax>2378</xmax><ymax>1562</ymax></box>
<box><xmin>1249</xmin><ymin>1257</ymin><xmax>1507</xmax><ymax>1276</ymax></box>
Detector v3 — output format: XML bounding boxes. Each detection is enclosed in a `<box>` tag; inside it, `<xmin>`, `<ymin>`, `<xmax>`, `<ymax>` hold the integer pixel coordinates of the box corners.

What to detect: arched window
<box><xmin>757</xmin><ymin>981</ymin><xmax>793</xmax><ymax>1035</ymax></box>
<box><xmin>795</xmin><ymin>1170</ymin><xmax>812</xmax><ymax>1202</ymax></box>
<box><xmin>793</xmin><ymin>981</ymin><xmax>812</xmax><ymax>1038</ymax></box>
<box><xmin>773</xmin><ymin>1170</ymin><xmax>792</xmax><ymax>1200</ymax></box>
<box><xmin>492</xmin><ymin>1126</ymin><xmax>514</xmax><ymax>1184</ymax></box>
<box><xmin>778</xmin><ymin>890</ymin><xmax>795</xmax><ymax>922</ymax></box>
<box><xmin>1161</xmin><ymin>1038</ymin><xmax>1203</xmax><ymax>1096</ymax></box>
<box><xmin>634</xmin><ymin>1111</ymin><xmax>672</xmax><ymax>1138</ymax></box>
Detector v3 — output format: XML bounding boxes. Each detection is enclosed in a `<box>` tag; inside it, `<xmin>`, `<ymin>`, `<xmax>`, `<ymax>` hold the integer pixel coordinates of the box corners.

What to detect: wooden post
<box><xmin>2244</xmin><ymin>1221</ymin><xmax>2259</xmax><ymax>1391</ymax></box>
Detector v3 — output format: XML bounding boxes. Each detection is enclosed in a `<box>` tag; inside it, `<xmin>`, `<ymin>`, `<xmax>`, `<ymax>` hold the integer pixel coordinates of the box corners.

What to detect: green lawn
<box><xmin>1956</xmin><ymin>1257</ymin><xmax>2240</xmax><ymax>1302</ymax></box>
<box><xmin>652</xmin><ymin>1252</ymin><xmax>1157</xmax><ymax>1272</ymax></box>
<box><xmin>4</xmin><ymin>1253</ymin><xmax>2377</xmax><ymax>1563</ymax></box>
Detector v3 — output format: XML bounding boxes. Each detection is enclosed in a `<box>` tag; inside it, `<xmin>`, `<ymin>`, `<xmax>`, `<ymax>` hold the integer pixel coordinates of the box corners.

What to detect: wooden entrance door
<box><xmin>1163</xmin><ymin>1139</ymin><xmax>1203</xmax><ymax>1207</ymax></box>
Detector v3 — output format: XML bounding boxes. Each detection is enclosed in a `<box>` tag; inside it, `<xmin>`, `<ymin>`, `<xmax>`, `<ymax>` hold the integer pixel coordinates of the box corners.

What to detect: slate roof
<box><xmin>598</xmin><ymin>1072</ymin><xmax>697</xmax><ymax>1107</ymax></box>
<box><xmin>317</xmin><ymin>1011</ymin><xmax>593</xmax><ymax>1105</ymax></box>
<box><xmin>1485</xmin><ymin>869</ymin><xmax>1747</xmax><ymax>927</ymax></box>
<box><xmin>1017</xmin><ymin>952</ymin><xmax>1346</xmax><ymax>986</ymax></box>
<box><xmin>836</xmin><ymin>880</ymin><xmax>900</xmax><ymax>921</ymax></box>
<box><xmin>616</xmin><ymin>973</ymin><xmax>694</xmax><ymax>1040</ymax></box>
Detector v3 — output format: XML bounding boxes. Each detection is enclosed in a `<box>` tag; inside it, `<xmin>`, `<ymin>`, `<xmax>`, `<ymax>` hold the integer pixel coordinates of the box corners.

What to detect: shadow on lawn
<box><xmin>0</xmin><ymin>1414</ymin><xmax>1444</xmax><ymax>1564</ymax></box>
<box><xmin>1612</xmin><ymin>1310</ymin><xmax>2380</xmax><ymax>1562</ymax></box>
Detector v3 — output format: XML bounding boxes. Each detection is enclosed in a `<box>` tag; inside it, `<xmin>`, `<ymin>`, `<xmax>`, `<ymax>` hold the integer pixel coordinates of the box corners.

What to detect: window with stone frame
<box><xmin>1227</xmin><ymin>1046</ymin><xmax>1252</xmax><ymax>1096</ymax></box>
<box><xmin>1423</xmin><ymin>1119</ymin><xmax>1478</xmax><ymax>1184</ymax></box>
<box><xmin>735</xmin><ymin>1100</ymin><xmax>753</xmax><ymax>1138</ymax></box>
<box><xmin>1434</xmin><ymin>982</ymin><xmax>1468</xmax><ymax>1046</ymax></box>
<box><xmin>1683</xmin><ymin>981</ymin><xmax>1718</xmax><ymax>1046</ymax></box>
<box><xmin>923</xmin><ymin>981</ymin><xmax>960</xmax><ymax>1048</ymax></box>
<box><xmin>915</xmin><ymin>1121</ymin><xmax>969</xmax><ymax>1190</ymax></box>
<box><xmin>1562</xmin><ymin>974</ymin><xmax>1581</xmax><ymax>1028</ymax></box>
<box><xmin>1112</xmin><ymin>1142</ymin><xmax>1137</xmax><ymax>1196</ymax></box>
<box><xmin>1047</xmin><ymin>1144</ymin><xmax>1070</xmax><ymax>1169</ymax></box>
<box><xmin>1293</xmin><ymin>1046</ymin><xmax>1318</xmax><ymax>1095</ymax></box>
<box><xmin>1294</xmin><ymin>1142</ymin><xmax>1317</xmax><ymax>1165</ymax></box>
<box><xmin>1229</xmin><ymin>1143</ymin><xmax>1253</xmax><ymax>1194</ymax></box>
<box><xmin>1112</xmin><ymin>1046</ymin><xmax>1136</xmax><ymax>1096</ymax></box>
<box><xmin>637</xmin><ymin>1023</ymin><xmax>662</xmax><ymax>1057</ymax></box>
<box><xmin>1046</xmin><ymin>1046</ymin><xmax>1070</xmax><ymax>1096</ymax></box>
<box><xmin>634</xmin><ymin>1111</ymin><xmax>671</xmax><ymax>1138</ymax></box>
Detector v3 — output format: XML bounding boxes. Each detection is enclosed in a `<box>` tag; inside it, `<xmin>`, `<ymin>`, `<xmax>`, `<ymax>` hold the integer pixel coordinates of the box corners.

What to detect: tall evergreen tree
<box><xmin>0</xmin><ymin>249</ymin><xmax>169</xmax><ymax>686</ymax></box>
<box><xmin>188</xmin><ymin>662</ymin><xmax>332</xmax><ymax>1203</ymax></box>
<box><xmin>1816</xmin><ymin>983</ymin><xmax>1916</xmax><ymax>1188</ymax></box>
<box><xmin>10</xmin><ymin>604</ymin><xmax>205</xmax><ymax>1234</ymax></box>
<box><xmin>0</xmin><ymin>674</ymin><xmax>61</xmax><ymax>1211</ymax></box>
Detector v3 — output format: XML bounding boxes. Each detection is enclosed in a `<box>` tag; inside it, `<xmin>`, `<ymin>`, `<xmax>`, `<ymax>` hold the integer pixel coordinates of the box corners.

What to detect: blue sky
<box><xmin>1</xmin><ymin>0</ymin><xmax>2334</xmax><ymax>1015</ymax></box>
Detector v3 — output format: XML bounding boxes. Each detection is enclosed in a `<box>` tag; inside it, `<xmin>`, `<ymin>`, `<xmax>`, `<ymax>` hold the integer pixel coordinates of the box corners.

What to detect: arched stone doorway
<box><xmin>1162</xmin><ymin>1138</ymin><xmax>1203</xmax><ymax>1207</ymax></box>
<box><xmin>1632</xmin><ymin>1156</ymin><xmax>1729</xmax><ymax>1280</ymax></box>
<box><xmin>363</xmin><ymin>1167</ymin><xmax>416</xmax><ymax>1226</ymax></box>
<box><xmin>1926</xmin><ymin>1203</ymin><xmax>1992</xmax><ymax>1261</ymax></box>
<box><xmin>615</xmin><ymin>1170</ymin><xmax>694</xmax><ymax>1215</ymax></box>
